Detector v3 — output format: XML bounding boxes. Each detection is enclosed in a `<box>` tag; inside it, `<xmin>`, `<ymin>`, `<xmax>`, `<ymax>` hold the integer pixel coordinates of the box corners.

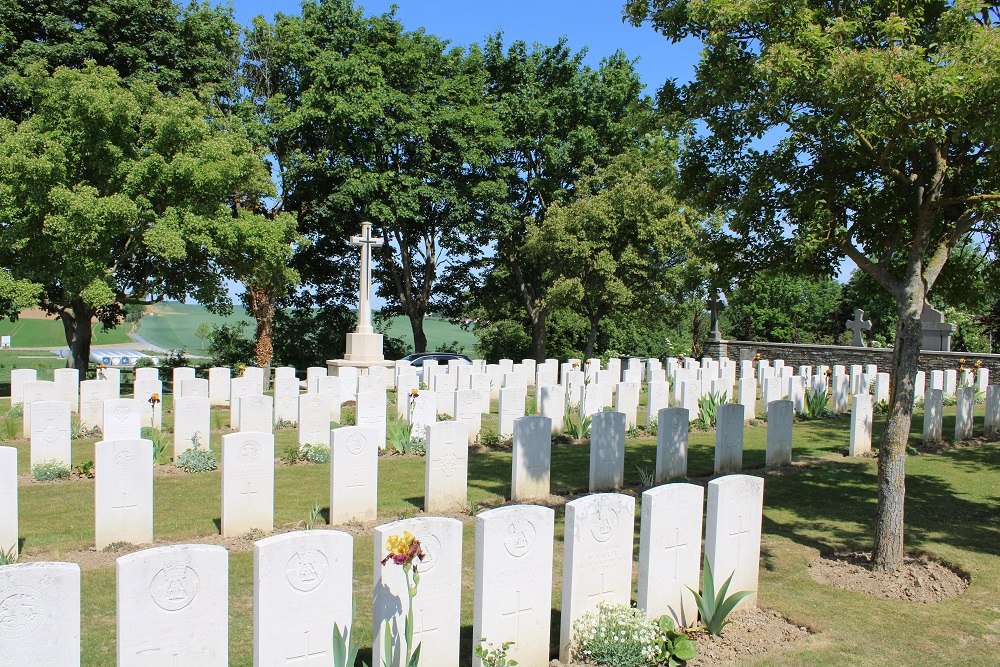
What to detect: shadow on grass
<box><xmin>762</xmin><ymin>443</ymin><xmax>1000</xmax><ymax>558</ymax></box>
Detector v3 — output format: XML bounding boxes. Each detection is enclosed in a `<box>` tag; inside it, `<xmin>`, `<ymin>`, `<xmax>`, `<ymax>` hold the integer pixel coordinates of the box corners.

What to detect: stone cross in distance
<box><xmin>350</xmin><ymin>221</ymin><xmax>384</xmax><ymax>335</ymax></box>
<box><xmin>845</xmin><ymin>308</ymin><xmax>872</xmax><ymax>347</ymax></box>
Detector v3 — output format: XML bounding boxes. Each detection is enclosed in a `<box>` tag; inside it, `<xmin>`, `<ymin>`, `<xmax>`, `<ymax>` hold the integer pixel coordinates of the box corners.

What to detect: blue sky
<box><xmin>231</xmin><ymin>0</ymin><xmax>702</xmax><ymax>96</ymax></box>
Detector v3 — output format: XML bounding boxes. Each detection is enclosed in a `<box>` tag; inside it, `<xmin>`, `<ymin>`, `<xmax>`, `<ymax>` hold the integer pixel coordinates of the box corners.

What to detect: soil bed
<box><xmin>808</xmin><ymin>551</ymin><xmax>968</xmax><ymax>603</ymax></box>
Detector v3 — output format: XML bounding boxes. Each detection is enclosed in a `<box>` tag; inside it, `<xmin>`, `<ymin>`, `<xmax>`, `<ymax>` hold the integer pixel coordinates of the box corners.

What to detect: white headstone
<box><xmin>681</xmin><ymin>379</ymin><xmax>700</xmax><ymax>421</ymax></box>
<box><xmin>589</xmin><ymin>411</ymin><xmax>625</xmax><ymax>492</ymax></box>
<box><xmin>9</xmin><ymin>367</ymin><xmax>37</xmax><ymax>405</ymax></box>
<box><xmin>559</xmin><ymin>493</ymin><xmax>635</xmax><ymax>663</ymax></box>
<box><xmin>98</xmin><ymin>366</ymin><xmax>121</xmax><ymax>392</ymax></box>
<box><xmin>173</xmin><ymin>396</ymin><xmax>211</xmax><ymax>458</ymax></box>
<box><xmin>454</xmin><ymin>389</ymin><xmax>483</xmax><ymax>444</ymax></box>
<box><xmin>229</xmin><ymin>376</ymin><xmax>258</xmax><ymax>427</ymax></box>
<box><xmin>0</xmin><ymin>447</ymin><xmax>17</xmax><ymax>555</ymax></box>
<box><xmin>424</xmin><ymin>421</ymin><xmax>469</xmax><ymax>513</ymax></box>
<box><xmin>21</xmin><ymin>380</ymin><xmax>56</xmax><ymax>432</ymax></box>
<box><xmin>243</xmin><ymin>366</ymin><xmax>266</xmax><ymax>393</ymax></box>
<box><xmin>0</xmin><ymin>562</ymin><xmax>80</xmax><ymax>666</ymax></box>
<box><xmin>135</xmin><ymin>367</ymin><xmax>159</xmax><ymax>383</ymax></box>
<box><xmin>80</xmin><ymin>379</ymin><xmax>114</xmax><ymax>431</ymax></box>
<box><xmin>637</xmin><ymin>483</ymin><xmax>703</xmax><ymax>626</ymax></box>
<box><xmin>737</xmin><ymin>377</ymin><xmax>756</xmax><ymax>420</ymax></box>
<box><xmin>132</xmin><ymin>378</ymin><xmax>163</xmax><ymax>429</ymax></box>
<box><xmin>172</xmin><ymin>367</ymin><xmax>196</xmax><ymax>396</ymax></box>
<box><xmin>116</xmin><ymin>544</ymin><xmax>228</xmax><ymax>665</ymax></box>
<box><xmin>298</xmin><ymin>393</ymin><xmax>333</xmax><ymax>446</ymax></box>
<box><xmin>179</xmin><ymin>377</ymin><xmax>208</xmax><ymax>400</ymax></box>
<box><xmin>976</xmin><ymin>368</ymin><xmax>990</xmax><ymax>392</ymax></box>
<box><xmin>714</xmin><ymin>403</ymin><xmax>745</xmax><ymax>474</ymax></box>
<box><xmin>337</xmin><ymin>366</ymin><xmax>359</xmax><ymax>403</ymax></box>
<box><xmin>29</xmin><ymin>400</ymin><xmax>71</xmax><ymax>468</ymax></box>
<box><xmin>103</xmin><ymin>399</ymin><xmax>142</xmax><ymax>442</ymax></box>
<box><xmin>330</xmin><ymin>426</ymin><xmax>379</xmax><ymax>524</ymax></box>
<box><xmin>984</xmin><ymin>385</ymin><xmax>1000</xmax><ymax>438</ymax></box>
<box><xmin>944</xmin><ymin>369</ymin><xmax>958</xmax><ymax>395</ymax></box>
<box><xmin>306</xmin><ymin>366</ymin><xmax>326</xmax><ymax>394</ymax></box>
<box><xmin>913</xmin><ymin>370</ymin><xmax>926</xmax><ymax>405</ymax></box>
<box><xmin>498</xmin><ymin>387</ymin><xmax>526</xmax><ymax>439</ymax></box>
<box><xmin>511</xmin><ymin>416</ymin><xmax>552</xmax><ymax>501</ymax></box>
<box><xmin>472</xmin><ymin>505</ymin><xmax>554</xmax><ymax>667</ymax></box>
<box><xmin>253</xmin><ymin>530</ymin><xmax>353</xmax><ymax>666</ymax></box>
<box><xmin>705</xmin><ymin>474</ymin><xmax>763</xmax><ymax>609</ymax></box>
<box><xmin>356</xmin><ymin>390</ymin><xmax>387</xmax><ymax>450</ymax></box>
<box><xmin>955</xmin><ymin>386</ymin><xmax>974</xmax><ymax>441</ymax></box>
<box><xmin>396</xmin><ymin>374</ymin><xmax>418</xmax><ymax>420</ymax></box>
<box><xmin>765</xmin><ymin>400</ymin><xmax>793</xmax><ymax>467</ymax></box>
<box><xmin>614</xmin><ymin>381</ymin><xmax>640</xmax><ymax>429</ymax></box>
<box><xmin>373</xmin><ymin>517</ymin><xmax>463</xmax><ymax>667</ymax></box>
<box><xmin>208</xmin><ymin>367</ymin><xmax>231</xmax><ymax>406</ymax></box>
<box><xmin>238</xmin><ymin>394</ymin><xmax>273</xmax><ymax>433</ymax></box>
<box><xmin>221</xmin><ymin>432</ymin><xmax>275</xmax><ymax>537</ymax></box>
<box><xmin>655</xmin><ymin>407</ymin><xmax>688</xmax><ymax>483</ymax></box>
<box><xmin>850</xmin><ymin>394</ymin><xmax>874</xmax><ymax>456</ymax></box>
<box><xmin>53</xmin><ymin>368</ymin><xmax>80</xmax><ymax>412</ymax></box>
<box><xmin>95</xmin><ymin>439</ymin><xmax>154</xmax><ymax>549</ymax></box>
<box><xmin>471</xmin><ymin>373</ymin><xmax>491</xmax><ymax>413</ymax></box>
<box><xmin>923</xmin><ymin>388</ymin><xmax>944</xmax><ymax>444</ymax></box>
<box><xmin>273</xmin><ymin>374</ymin><xmax>300</xmax><ymax>425</ymax></box>
<box><xmin>874</xmin><ymin>372</ymin><xmax>890</xmax><ymax>404</ymax></box>
<box><xmin>317</xmin><ymin>375</ymin><xmax>343</xmax><ymax>423</ymax></box>
<box><xmin>646</xmin><ymin>380</ymin><xmax>670</xmax><ymax>426</ymax></box>
<box><xmin>407</xmin><ymin>390</ymin><xmax>436</xmax><ymax>440</ymax></box>
<box><xmin>832</xmin><ymin>374</ymin><xmax>850</xmax><ymax>414</ymax></box>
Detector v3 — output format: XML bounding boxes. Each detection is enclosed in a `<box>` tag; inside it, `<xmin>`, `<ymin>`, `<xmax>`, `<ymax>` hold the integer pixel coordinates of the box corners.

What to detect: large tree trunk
<box><xmin>59</xmin><ymin>300</ymin><xmax>93</xmax><ymax>381</ymax></box>
<box><xmin>584</xmin><ymin>316</ymin><xmax>600</xmax><ymax>359</ymax></box>
<box><xmin>872</xmin><ymin>286</ymin><xmax>923</xmax><ymax>571</ymax></box>
<box><xmin>530</xmin><ymin>309</ymin><xmax>547</xmax><ymax>362</ymax></box>
<box><xmin>247</xmin><ymin>286</ymin><xmax>276</xmax><ymax>387</ymax></box>
<box><xmin>409</xmin><ymin>312</ymin><xmax>428</xmax><ymax>353</ymax></box>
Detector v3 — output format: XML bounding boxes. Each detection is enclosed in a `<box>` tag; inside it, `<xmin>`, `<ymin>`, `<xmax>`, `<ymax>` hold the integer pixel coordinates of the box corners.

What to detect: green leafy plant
<box><xmin>70</xmin><ymin>415</ymin><xmax>83</xmax><ymax>439</ymax></box>
<box><xmin>802</xmin><ymin>387</ymin><xmax>830</xmax><ymax>419</ymax></box>
<box><xmin>479</xmin><ymin>428</ymin><xmax>500</xmax><ymax>448</ymax></box>
<box><xmin>275</xmin><ymin>418</ymin><xmax>295</xmax><ymax>430</ymax></box>
<box><xmin>475</xmin><ymin>638</ymin><xmax>518</xmax><ymax>667</ymax></box>
<box><xmin>652</xmin><ymin>614</ymin><xmax>698</xmax><ymax>666</ymax></box>
<box><xmin>141</xmin><ymin>427</ymin><xmax>169</xmax><ymax>465</ymax></box>
<box><xmin>280</xmin><ymin>443</ymin><xmax>301</xmax><ymax>466</ymax></box>
<box><xmin>1</xmin><ymin>417</ymin><xmax>17</xmax><ymax>441</ymax></box>
<box><xmin>31</xmin><ymin>458</ymin><xmax>70</xmax><ymax>481</ymax></box>
<box><xmin>697</xmin><ymin>391</ymin><xmax>726</xmax><ymax>430</ymax></box>
<box><xmin>635</xmin><ymin>464</ymin><xmax>655</xmax><ymax>487</ymax></box>
<box><xmin>6</xmin><ymin>402</ymin><xmax>23</xmax><ymax>419</ymax></box>
<box><xmin>303</xmin><ymin>503</ymin><xmax>323</xmax><ymax>530</ymax></box>
<box><xmin>176</xmin><ymin>442</ymin><xmax>218</xmax><ymax>473</ymax></box>
<box><xmin>688</xmin><ymin>556</ymin><xmax>753</xmax><ymax>636</ymax></box>
<box><xmin>0</xmin><ymin>544</ymin><xmax>18</xmax><ymax>565</ymax></box>
<box><xmin>300</xmin><ymin>443</ymin><xmax>330</xmax><ymax>464</ymax></box>
<box><xmin>73</xmin><ymin>459</ymin><xmax>95</xmax><ymax>479</ymax></box>
<box><xmin>873</xmin><ymin>399</ymin><xmax>891</xmax><ymax>415</ymax></box>
<box><xmin>340</xmin><ymin>403</ymin><xmax>357</xmax><ymax>426</ymax></box>
<box><xmin>563</xmin><ymin>406</ymin><xmax>592</xmax><ymax>439</ymax></box>
<box><xmin>332</xmin><ymin>623</ymin><xmax>367</xmax><ymax>667</ymax></box>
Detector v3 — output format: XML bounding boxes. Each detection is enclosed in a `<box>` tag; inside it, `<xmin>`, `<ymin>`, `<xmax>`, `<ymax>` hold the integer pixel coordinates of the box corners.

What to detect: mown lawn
<box><xmin>2</xmin><ymin>391</ymin><xmax>998</xmax><ymax>666</ymax></box>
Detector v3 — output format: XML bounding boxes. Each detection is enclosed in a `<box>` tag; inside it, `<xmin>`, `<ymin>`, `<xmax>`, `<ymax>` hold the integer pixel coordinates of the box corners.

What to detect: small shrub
<box><xmin>303</xmin><ymin>503</ymin><xmax>324</xmax><ymax>530</ymax></box>
<box><xmin>32</xmin><ymin>458</ymin><xmax>70</xmax><ymax>481</ymax></box>
<box><xmin>436</xmin><ymin>412</ymin><xmax>454</xmax><ymax>422</ymax></box>
<box><xmin>72</xmin><ymin>460</ymin><xmax>95</xmax><ymax>479</ymax></box>
<box><xmin>573</xmin><ymin>603</ymin><xmax>695</xmax><ymax>666</ymax></box>
<box><xmin>6</xmin><ymin>403</ymin><xmax>23</xmax><ymax>419</ymax></box>
<box><xmin>101</xmin><ymin>541</ymin><xmax>131</xmax><ymax>553</ymax></box>
<box><xmin>242</xmin><ymin>528</ymin><xmax>266</xmax><ymax>541</ymax></box>
<box><xmin>564</xmin><ymin>407</ymin><xmax>592</xmax><ymax>439</ymax></box>
<box><xmin>340</xmin><ymin>404</ymin><xmax>357</xmax><ymax>426</ymax></box>
<box><xmin>1</xmin><ymin>417</ymin><xmax>17</xmax><ymax>441</ymax></box>
<box><xmin>280</xmin><ymin>444</ymin><xmax>301</xmax><ymax>466</ymax></box>
<box><xmin>942</xmin><ymin>393</ymin><xmax>957</xmax><ymax>406</ymax></box>
<box><xmin>386</xmin><ymin>421</ymin><xmax>426</xmax><ymax>455</ymax></box>
<box><xmin>635</xmin><ymin>465</ymin><xmax>655</xmax><ymax>487</ymax></box>
<box><xmin>300</xmin><ymin>443</ymin><xmax>330</xmax><ymax>464</ymax></box>
<box><xmin>802</xmin><ymin>387</ymin><xmax>832</xmax><ymax>419</ymax></box>
<box><xmin>0</xmin><ymin>545</ymin><xmax>18</xmax><ymax>565</ymax></box>
<box><xmin>474</xmin><ymin>638</ymin><xmax>518</xmax><ymax>667</ymax></box>
<box><xmin>697</xmin><ymin>391</ymin><xmax>726</xmax><ymax>430</ymax></box>
<box><xmin>873</xmin><ymin>399</ymin><xmax>890</xmax><ymax>415</ymax></box>
<box><xmin>176</xmin><ymin>444</ymin><xmax>218</xmax><ymax>473</ymax></box>
<box><xmin>479</xmin><ymin>428</ymin><xmax>500</xmax><ymax>448</ymax></box>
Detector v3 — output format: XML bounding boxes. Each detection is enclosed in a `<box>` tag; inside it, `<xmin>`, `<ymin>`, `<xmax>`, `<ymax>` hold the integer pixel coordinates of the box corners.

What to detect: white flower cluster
<box><xmin>572</xmin><ymin>603</ymin><xmax>663</xmax><ymax>666</ymax></box>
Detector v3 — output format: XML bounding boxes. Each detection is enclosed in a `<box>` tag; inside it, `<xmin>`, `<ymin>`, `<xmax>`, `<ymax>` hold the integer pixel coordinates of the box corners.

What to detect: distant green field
<box><xmin>136</xmin><ymin>302</ymin><xmax>254</xmax><ymax>353</ymax></box>
<box><xmin>382</xmin><ymin>315</ymin><xmax>476</xmax><ymax>354</ymax></box>
<box><xmin>0</xmin><ymin>317</ymin><xmax>130</xmax><ymax>347</ymax></box>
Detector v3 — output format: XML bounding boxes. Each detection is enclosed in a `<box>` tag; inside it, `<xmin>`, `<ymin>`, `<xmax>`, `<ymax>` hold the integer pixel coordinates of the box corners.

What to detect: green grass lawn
<box><xmin>0</xmin><ymin>318</ymin><xmax>131</xmax><ymax>348</ymax></box>
<box><xmin>2</xmin><ymin>392</ymin><xmax>998</xmax><ymax>666</ymax></box>
<box><xmin>135</xmin><ymin>301</ymin><xmax>255</xmax><ymax>353</ymax></box>
<box><xmin>381</xmin><ymin>314</ymin><xmax>477</xmax><ymax>354</ymax></box>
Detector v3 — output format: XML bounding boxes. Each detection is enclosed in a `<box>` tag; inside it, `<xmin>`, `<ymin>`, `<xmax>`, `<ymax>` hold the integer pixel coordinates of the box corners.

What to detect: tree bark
<box><xmin>59</xmin><ymin>300</ymin><xmax>93</xmax><ymax>381</ymax></box>
<box><xmin>584</xmin><ymin>316</ymin><xmax>600</xmax><ymax>359</ymax></box>
<box><xmin>530</xmin><ymin>309</ymin><xmax>547</xmax><ymax>362</ymax></box>
<box><xmin>247</xmin><ymin>285</ymin><xmax>275</xmax><ymax>370</ymax></box>
<box><xmin>409</xmin><ymin>312</ymin><xmax>428</xmax><ymax>353</ymax></box>
<box><xmin>872</xmin><ymin>285</ymin><xmax>923</xmax><ymax>571</ymax></box>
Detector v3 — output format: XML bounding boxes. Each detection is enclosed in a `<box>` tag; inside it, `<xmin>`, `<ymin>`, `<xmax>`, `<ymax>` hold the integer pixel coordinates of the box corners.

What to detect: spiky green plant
<box><xmin>687</xmin><ymin>556</ymin><xmax>753</xmax><ymax>636</ymax></box>
<box><xmin>697</xmin><ymin>391</ymin><xmax>726</xmax><ymax>430</ymax></box>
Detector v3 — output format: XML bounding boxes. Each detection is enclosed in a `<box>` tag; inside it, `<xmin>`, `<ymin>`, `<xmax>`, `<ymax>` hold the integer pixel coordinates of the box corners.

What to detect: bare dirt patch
<box><xmin>808</xmin><ymin>551</ymin><xmax>968</xmax><ymax>603</ymax></box>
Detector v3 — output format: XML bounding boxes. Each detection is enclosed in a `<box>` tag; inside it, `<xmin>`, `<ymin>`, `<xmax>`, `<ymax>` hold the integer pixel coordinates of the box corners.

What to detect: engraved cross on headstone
<box><xmin>663</xmin><ymin>527</ymin><xmax>689</xmax><ymax>580</ymax></box>
<box><xmin>350</xmin><ymin>221</ymin><xmax>384</xmax><ymax>335</ymax></box>
<box><xmin>586</xmin><ymin>570</ymin><xmax>617</xmax><ymax>604</ymax></box>
<box><xmin>112</xmin><ymin>489</ymin><xmax>137</xmax><ymax>532</ymax></box>
<box><xmin>729</xmin><ymin>514</ymin><xmax>750</xmax><ymax>566</ymax></box>
<box><xmin>845</xmin><ymin>308</ymin><xmax>872</xmax><ymax>347</ymax></box>
<box><xmin>286</xmin><ymin>629</ymin><xmax>327</xmax><ymax>664</ymax></box>
<box><xmin>500</xmin><ymin>590</ymin><xmax>533</xmax><ymax>645</ymax></box>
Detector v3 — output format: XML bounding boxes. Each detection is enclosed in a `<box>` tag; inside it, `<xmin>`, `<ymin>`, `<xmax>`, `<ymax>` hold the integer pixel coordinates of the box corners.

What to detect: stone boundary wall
<box><xmin>704</xmin><ymin>339</ymin><xmax>1000</xmax><ymax>378</ymax></box>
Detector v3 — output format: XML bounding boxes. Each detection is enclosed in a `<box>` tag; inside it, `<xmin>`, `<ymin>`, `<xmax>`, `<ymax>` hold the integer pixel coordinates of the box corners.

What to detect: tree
<box><xmin>0</xmin><ymin>63</ymin><xmax>272</xmax><ymax>374</ymax></box>
<box><xmin>243</xmin><ymin>1</ymin><xmax>500</xmax><ymax>352</ymax></box>
<box><xmin>0</xmin><ymin>0</ymin><xmax>241</xmax><ymax>120</ymax></box>
<box><xmin>726</xmin><ymin>271</ymin><xmax>843</xmax><ymax>344</ymax></box>
<box><xmin>521</xmin><ymin>137</ymin><xmax>701</xmax><ymax>357</ymax></box>
<box><xmin>626</xmin><ymin>0</ymin><xmax>1000</xmax><ymax>570</ymax></box>
<box><xmin>480</xmin><ymin>36</ymin><xmax>656</xmax><ymax>361</ymax></box>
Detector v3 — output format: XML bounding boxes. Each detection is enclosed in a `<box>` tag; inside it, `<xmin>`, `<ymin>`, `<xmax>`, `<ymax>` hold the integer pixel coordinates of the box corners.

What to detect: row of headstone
<box><xmin>1</xmin><ymin>475</ymin><xmax>765</xmax><ymax>667</ymax></box>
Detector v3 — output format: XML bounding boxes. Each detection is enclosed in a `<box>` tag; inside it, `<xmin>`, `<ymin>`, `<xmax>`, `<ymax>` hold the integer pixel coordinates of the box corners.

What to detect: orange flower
<box><xmin>148</xmin><ymin>393</ymin><xmax>161</xmax><ymax>405</ymax></box>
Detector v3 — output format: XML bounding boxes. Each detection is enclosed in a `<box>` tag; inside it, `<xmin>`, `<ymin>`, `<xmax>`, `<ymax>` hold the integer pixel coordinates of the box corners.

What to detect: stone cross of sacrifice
<box><xmin>350</xmin><ymin>221</ymin><xmax>384</xmax><ymax>335</ymax></box>
<box><xmin>845</xmin><ymin>308</ymin><xmax>872</xmax><ymax>347</ymax></box>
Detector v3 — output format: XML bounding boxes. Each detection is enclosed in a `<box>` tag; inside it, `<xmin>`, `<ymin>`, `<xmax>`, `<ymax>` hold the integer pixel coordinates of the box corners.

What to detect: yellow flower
<box><xmin>409</xmin><ymin>388</ymin><xmax>420</xmax><ymax>397</ymax></box>
<box><xmin>381</xmin><ymin>531</ymin><xmax>426</xmax><ymax>570</ymax></box>
<box><xmin>148</xmin><ymin>393</ymin><xmax>161</xmax><ymax>405</ymax></box>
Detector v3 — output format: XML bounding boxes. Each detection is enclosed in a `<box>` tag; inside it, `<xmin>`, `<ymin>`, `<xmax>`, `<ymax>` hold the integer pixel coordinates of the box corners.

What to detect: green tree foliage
<box><xmin>272</xmin><ymin>305</ymin><xmax>356</xmax><ymax>369</ymax></box>
<box><xmin>626</xmin><ymin>0</ymin><xmax>1000</xmax><ymax>570</ymax></box>
<box><xmin>522</xmin><ymin>137</ymin><xmax>702</xmax><ymax>357</ymax></box>
<box><xmin>0</xmin><ymin>0</ymin><xmax>241</xmax><ymax>119</ymax></box>
<box><xmin>243</xmin><ymin>0</ymin><xmax>499</xmax><ymax>352</ymax></box>
<box><xmin>839</xmin><ymin>269</ymin><xmax>898</xmax><ymax>347</ymax></box>
<box><xmin>479</xmin><ymin>36</ymin><xmax>656</xmax><ymax>361</ymax></box>
<box><xmin>0</xmin><ymin>63</ymin><xmax>272</xmax><ymax>373</ymax></box>
<box><xmin>725</xmin><ymin>271</ymin><xmax>843</xmax><ymax>344</ymax></box>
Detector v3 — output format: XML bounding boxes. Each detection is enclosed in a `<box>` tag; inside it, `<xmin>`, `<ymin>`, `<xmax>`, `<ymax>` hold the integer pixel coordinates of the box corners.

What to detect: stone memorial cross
<box><xmin>350</xmin><ymin>221</ymin><xmax>383</xmax><ymax>335</ymax></box>
<box><xmin>845</xmin><ymin>308</ymin><xmax>872</xmax><ymax>347</ymax></box>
